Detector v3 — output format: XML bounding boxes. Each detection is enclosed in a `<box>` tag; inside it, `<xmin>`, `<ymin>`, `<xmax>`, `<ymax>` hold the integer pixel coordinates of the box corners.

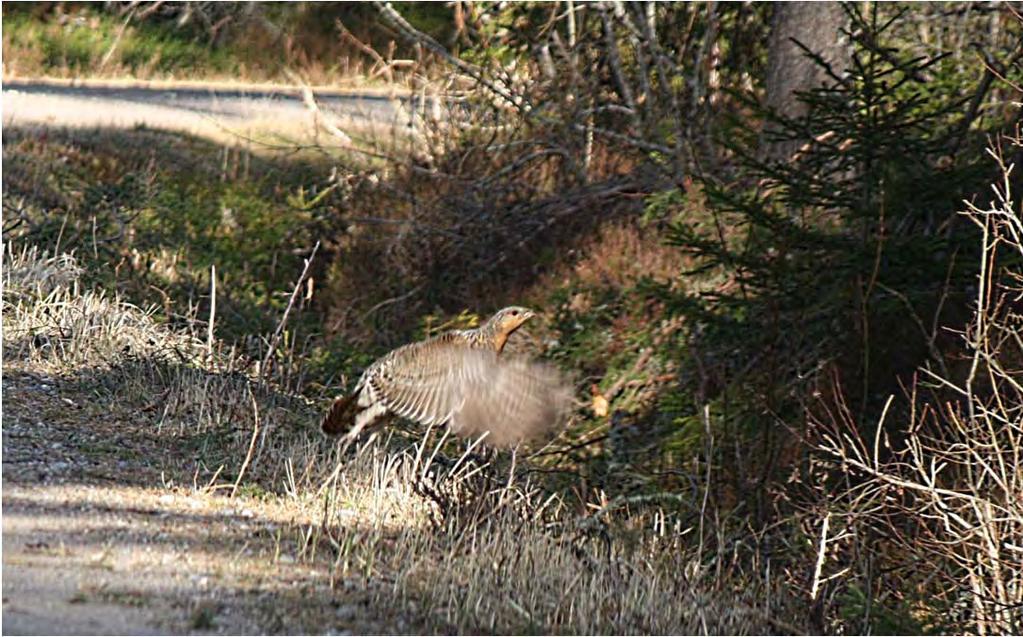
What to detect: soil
<box><xmin>1</xmin><ymin>364</ymin><xmax>409</xmax><ymax>635</ymax></box>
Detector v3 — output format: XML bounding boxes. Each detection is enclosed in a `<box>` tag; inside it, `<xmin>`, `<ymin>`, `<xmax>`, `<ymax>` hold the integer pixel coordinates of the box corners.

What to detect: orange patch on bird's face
<box><xmin>493</xmin><ymin>312</ymin><xmax>534</xmax><ymax>353</ymax></box>
<box><xmin>500</xmin><ymin>314</ymin><xmax>531</xmax><ymax>334</ymax></box>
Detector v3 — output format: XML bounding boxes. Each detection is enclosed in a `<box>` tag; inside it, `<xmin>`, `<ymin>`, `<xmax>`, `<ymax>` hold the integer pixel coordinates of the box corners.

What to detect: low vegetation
<box><xmin>3</xmin><ymin>2</ymin><xmax>1022</xmax><ymax>634</ymax></box>
<box><xmin>2</xmin><ymin>230</ymin><xmax>810</xmax><ymax>634</ymax></box>
<box><xmin>1</xmin><ymin>3</ymin><xmax>451</xmax><ymax>85</ymax></box>
<box><xmin>3</xmin><ymin>6</ymin><xmax>236</xmax><ymax>81</ymax></box>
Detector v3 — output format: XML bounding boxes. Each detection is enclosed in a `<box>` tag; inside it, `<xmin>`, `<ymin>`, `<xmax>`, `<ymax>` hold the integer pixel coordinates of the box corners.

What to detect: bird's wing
<box><xmin>449</xmin><ymin>353</ymin><xmax>574</xmax><ymax>447</ymax></box>
<box><xmin>365</xmin><ymin>341</ymin><xmax>574</xmax><ymax>447</ymax></box>
<box><xmin>365</xmin><ymin>340</ymin><xmax>490</xmax><ymax>427</ymax></box>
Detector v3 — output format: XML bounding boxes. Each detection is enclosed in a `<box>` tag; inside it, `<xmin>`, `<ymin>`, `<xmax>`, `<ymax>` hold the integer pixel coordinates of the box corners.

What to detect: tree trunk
<box><xmin>762</xmin><ymin>2</ymin><xmax>850</xmax><ymax>161</ymax></box>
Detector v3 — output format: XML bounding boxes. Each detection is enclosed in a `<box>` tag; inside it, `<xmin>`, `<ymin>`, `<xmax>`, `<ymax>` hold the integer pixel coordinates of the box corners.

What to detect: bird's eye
<box><xmin>510</xmin><ymin>310</ymin><xmax>519</xmax><ymax>316</ymax></box>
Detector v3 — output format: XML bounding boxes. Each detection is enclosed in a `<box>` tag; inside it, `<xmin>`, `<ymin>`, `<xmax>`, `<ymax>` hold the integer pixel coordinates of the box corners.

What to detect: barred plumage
<box><xmin>321</xmin><ymin>307</ymin><xmax>573</xmax><ymax>447</ymax></box>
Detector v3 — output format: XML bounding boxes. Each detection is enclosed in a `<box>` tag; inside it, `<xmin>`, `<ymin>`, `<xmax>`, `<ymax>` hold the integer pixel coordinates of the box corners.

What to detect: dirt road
<box><xmin>0</xmin><ymin>79</ymin><xmax>430</xmax><ymax>634</ymax></box>
<box><xmin>1</xmin><ymin>79</ymin><xmax>410</xmax><ymax>141</ymax></box>
<box><xmin>1</xmin><ymin>364</ymin><xmax>407</xmax><ymax>635</ymax></box>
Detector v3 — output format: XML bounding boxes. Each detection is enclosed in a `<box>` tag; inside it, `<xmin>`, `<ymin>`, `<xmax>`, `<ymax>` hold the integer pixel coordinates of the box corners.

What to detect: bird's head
<box><xmin>489</xmin><ymin>306</ymin><xmax>535</xmax><ymax>334</ymax></box>
<box><xmin>484</xmin><ymin>306</ymin><xmax>535</xmax><ymax>352</ymax></box>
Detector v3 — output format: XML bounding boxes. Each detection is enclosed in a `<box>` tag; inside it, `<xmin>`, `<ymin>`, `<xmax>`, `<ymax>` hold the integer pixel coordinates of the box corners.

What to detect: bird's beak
<box><xmin>524</xmin><ymin>310</ymin><xmax>536</xmax><ymax>321</ymax></box>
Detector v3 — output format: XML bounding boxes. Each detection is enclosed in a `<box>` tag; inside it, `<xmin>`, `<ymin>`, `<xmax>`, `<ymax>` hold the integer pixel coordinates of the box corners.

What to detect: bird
<box><xmin>321</xmin><ymin>306</ymin><xmax>573</xmax><ymax>448</ymax></box>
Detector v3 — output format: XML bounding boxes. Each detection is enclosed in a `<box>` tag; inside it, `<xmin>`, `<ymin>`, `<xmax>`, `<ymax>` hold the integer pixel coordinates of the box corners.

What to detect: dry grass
<box><xmin>0</xmin><ymin>4</ymin><xmax>431</xmax><ymax>88</ymax></box>
<box><xmin>2</xmin><ymin>245</ymin><xmax>207</xmax><ymax>393</ymax></box>
<box><xmin>382</xmin><ymin>507</ymin><xmax>798</xmax><ymax>634</ymax></box>
<box><xmin>807</xmin><ymin>137</ymin><xmax>1023</xmax><ymax>635</ymax></box>
<box><xmin>546</xmin><ymin>220</ymin><xmax>685</xmax><ymax>295</ymax></box>
<box><xmin>2</xmin><ymin>240</ymin><xmax>808</xmax><ymax>634</ymax></box>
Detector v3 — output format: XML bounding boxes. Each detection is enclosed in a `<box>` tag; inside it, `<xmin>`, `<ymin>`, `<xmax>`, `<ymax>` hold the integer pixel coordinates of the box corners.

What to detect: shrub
<box><xmin>812</xmin><ymin>133</ymin><xmax>1023</xmax><ymax>635</ymax></box>
<box><xmin>654</xmin><ymin>5</ymin><xmax>1010</xmax><ymax>507</ymax></box>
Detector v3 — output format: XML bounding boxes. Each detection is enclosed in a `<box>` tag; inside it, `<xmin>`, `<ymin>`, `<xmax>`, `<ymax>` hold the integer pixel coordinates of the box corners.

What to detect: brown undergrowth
<box><xmin>2</xmin><ymin>242</ymin><xmax>808</xmax><ymax>634</ymax></box>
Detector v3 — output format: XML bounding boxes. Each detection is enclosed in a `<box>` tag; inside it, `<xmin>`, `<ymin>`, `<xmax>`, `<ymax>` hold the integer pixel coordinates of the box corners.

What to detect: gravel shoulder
<box><xmin>1</xmin><ymin>363</ymin><xmax>406</xmax><ymax>635</ymax></box>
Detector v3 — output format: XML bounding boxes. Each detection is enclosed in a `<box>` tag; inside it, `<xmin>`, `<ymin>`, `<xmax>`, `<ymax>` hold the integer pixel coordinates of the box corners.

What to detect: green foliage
<box><xmin>2</xmin><ymin>127</ymin><xmax>353</xmax><ymax>391</ymax></box>
<box><xmin>659</xmin><ymin>4</ymin><xmax>996</xmax><ymax>445</ymax></box>
<box><xmin>2</xmin><ymin>5</ymin><xmax>239</xmax><ymax>77</ymax></box>
<box><xmin>839</xmin><ymin>584</ymin><xmax>935</xmax><ymax>635</ymax></box>
<box><xmin>392</xmin><ymin>3</ymin><xmax>457</xmax><ymax>46</ymax></box>
<box><xmin>3</xmin><ymin>2</ymin><xmax>463</xmax><ymax>82</ymax></box>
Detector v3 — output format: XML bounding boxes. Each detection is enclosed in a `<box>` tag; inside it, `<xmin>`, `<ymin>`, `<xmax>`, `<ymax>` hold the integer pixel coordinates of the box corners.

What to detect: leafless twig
<box><xmin>231</xmin><ymin>388</ymin><xmax>261</xmax><ymax>497</ymax></box>
<box><xmin>260</xmin><ymin>240</ymin><xmax>320</xmax><ymax>381</ymax></box>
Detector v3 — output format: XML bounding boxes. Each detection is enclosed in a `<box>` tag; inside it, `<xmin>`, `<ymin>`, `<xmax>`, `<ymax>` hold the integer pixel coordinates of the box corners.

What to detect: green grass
<box><xmin>2</xmin><ymin>125</ymin><xmax>361</xmax><ymax>393</ymax></box>
<box><xmin>1</xmin><ymin>3</ymin><xmax>457</xmax><ymax>85</ymax></box>
<box><xmin>2</xmin><ymin>7</ymin><xmax>242</xmax><ymax>80</ymax></box>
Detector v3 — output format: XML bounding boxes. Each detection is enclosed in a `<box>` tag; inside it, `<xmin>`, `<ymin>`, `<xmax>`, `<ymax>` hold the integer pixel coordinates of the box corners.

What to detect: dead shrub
<box><xmin>808</xmin><ymin>136</ymin><xmax>1023</xmax><ymax>635</ymax></box>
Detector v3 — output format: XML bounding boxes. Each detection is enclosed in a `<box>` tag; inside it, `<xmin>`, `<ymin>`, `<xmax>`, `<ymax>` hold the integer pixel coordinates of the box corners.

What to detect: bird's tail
<box><xmin>321</xmin><ymin>393</ymin><xmax>359</xmax><ymax>436</ymax></box>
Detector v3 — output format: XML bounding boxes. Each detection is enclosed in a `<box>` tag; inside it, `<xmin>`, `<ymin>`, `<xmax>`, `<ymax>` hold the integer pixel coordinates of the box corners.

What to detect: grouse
<box><xmin>321</xmin><ymin>307</ymin><xmax>573</xmax><ymax>448</ymax></box>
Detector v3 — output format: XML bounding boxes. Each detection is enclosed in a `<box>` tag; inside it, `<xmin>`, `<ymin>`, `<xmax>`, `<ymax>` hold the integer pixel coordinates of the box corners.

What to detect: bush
<box><xmin>654</xmin><ymin>5</ymin><xmax>1010</xmax><ymax>511</ymax></box>
<box><xmin>813</xmin><ymin>133</ymin><xmax>1023</xmax><ymax>634</ymax></box>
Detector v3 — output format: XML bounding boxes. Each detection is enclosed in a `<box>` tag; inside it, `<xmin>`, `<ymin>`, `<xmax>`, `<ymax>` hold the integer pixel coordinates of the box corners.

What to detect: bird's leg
<box><xmin>346</xmin><ymin>413</ymin><xmax>396</xmax><ymax>446</ymax></box>
<box><xmin>490</xmin><ymin>446</ymin><xmax>521</xmax><ymax>510</ymax></box>
<box><xmin>317</xmin><ymin>429</ymin><xmax>379</xmax><ymax>498</ymax></box>
<box><xmin>462</xmin><ymin>440</ymin><xmax>497</xmax><ymax>472</ymax></box>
